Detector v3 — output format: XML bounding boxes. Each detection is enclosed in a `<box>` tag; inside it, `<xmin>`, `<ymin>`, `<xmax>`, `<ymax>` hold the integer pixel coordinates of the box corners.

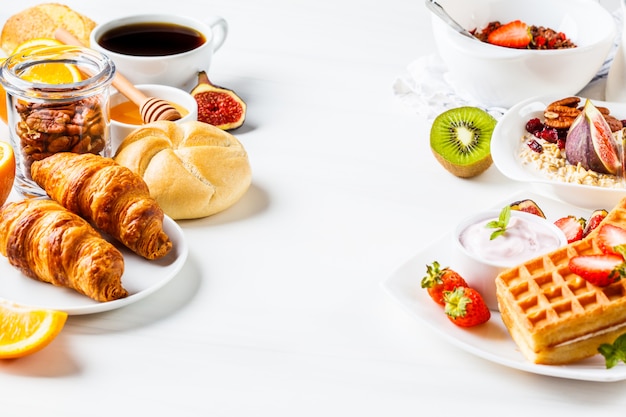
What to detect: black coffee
<box><xmin>97</xmin><ymin>22</ymin><xmax>206</xmax><ymax>56</ymax></box>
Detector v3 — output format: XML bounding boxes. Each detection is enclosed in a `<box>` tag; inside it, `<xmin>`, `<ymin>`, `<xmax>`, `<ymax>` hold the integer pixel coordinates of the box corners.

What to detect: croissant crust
<box><xmin>31</xmin><ymin>152</ymin><xmax>172</xmax><ymax>260</ymax></box>
<box><xmin>0</xmin><ymin>199</ymin><xmax>127</xmax><ymax>302</ymax></box>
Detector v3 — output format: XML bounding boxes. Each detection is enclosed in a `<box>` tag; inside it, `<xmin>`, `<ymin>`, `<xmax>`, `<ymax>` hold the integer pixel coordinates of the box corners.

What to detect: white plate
<box><xmin>382</xmin><ymin>191</ymin><xmax>626</xmax><ymax>382</ymax></box>
<box><xmin>490</xmin><ymin>94</ymin><xmax>626</xmax><ymax>209</ymax></box>
<box><xmin>0</xmin><ymin>216</ymin><xmax>188</xmax><ymax>315</ymax></box>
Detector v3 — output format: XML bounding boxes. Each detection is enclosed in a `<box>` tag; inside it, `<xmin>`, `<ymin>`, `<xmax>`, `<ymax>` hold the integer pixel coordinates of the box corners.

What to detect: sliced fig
<box><xmin>191</xmin><ymin>71</ymin><xmax>246</xmax><ymax>130</ymax></box>
<box><xmin>565</xmin><ymin>99</ymin><xmax>621</xmax><ymax>175</ymax></box>
<box><xmin>583</xmin><ymin>208</ymin><xmax>608</xmax><ymax>238</ymax></box>
<box><xmin>509</xmin><ymin>199</ymin><xmax>546</xmax><ymax>218</ymax></box>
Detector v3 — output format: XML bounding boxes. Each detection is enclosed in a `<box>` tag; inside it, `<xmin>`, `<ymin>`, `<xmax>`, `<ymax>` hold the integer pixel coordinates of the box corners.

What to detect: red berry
<box><xmin>569</xmin><ymin>254</ymin><xmax>626</xmax><ymax>287</ymax></box>
<box><xmin>525</xmin><ymin>118</ymin><xmax>543</xmax><ymax>134</ymax></box>
<box><xmin>421</xmin><ymin>261</ymin><xmax>468</xmax><ymax>306</ymax></box>
<box><xmin>443</xmin><ymin>287</ymin><xmax>491</xmax><ymax>327</ymax></box>
<box><xmin>527</xmin><ymin>139</ymin><xmax>543</xmax><ymax>153</ymax></box>
<box><xmin>538</xmin><ymin>127</ymin><xmax>559</xmax><ymax>143</ymax></box>
<box><xmin>554</xmin><ymin>216</ymin><xmax>584</xmax><ymax>243</ymax></box>
<box><xmin>487</xmin><ymin>20</ymin><xmax>532</xmax><ymax>49</ymax></box>
<box><xmin>596</xmin><ymin>223</ymin><xmax>626</xmax><ymax>256</ymax></box>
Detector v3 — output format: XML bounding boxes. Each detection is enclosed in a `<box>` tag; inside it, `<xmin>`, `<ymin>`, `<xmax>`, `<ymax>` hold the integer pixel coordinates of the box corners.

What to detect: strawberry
<box><xmin>568</xmin><ymin>254</ymin><xmax>626</xmax><ymax>287</ymax></box>
<box><xmin>554</xmin><ymin>215</ymin><xmax>585</xmax><ymax>243</ymax></box>
<box><xmin>487</xmin><ymin>20</ymin><xmax>532</xmax><ymax>49</ymax></box>
<box><xmin>583</xmin><ymin>209</ymin><xmax>608</xmax><ymax>238</ymax></box>
<box><xmin>443</xmin><ymin>287</ymin><xmax>490</xmax><ymax>327</ymax></box>
<box><xmin>421</xmin><ymin>261</ymin><xmax>468</xmax><ymax>306</ymax></box>
<box><xmin>596</xmin><ymin>224</ymin><xmax>626</xmax><ymax>257</ymax></box>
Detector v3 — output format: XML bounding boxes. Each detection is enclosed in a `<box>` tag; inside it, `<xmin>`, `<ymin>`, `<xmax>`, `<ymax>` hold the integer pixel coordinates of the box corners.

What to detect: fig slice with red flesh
<box><xmin>509</xmin><ymin>199</ymin><xmax>546</xmax><ymax>218</ymax></box>
<box><xmin>583</xmin><ymin>208</ymin><xmax>608</xmax><ymax>238</ymax></box>
<box><xmin>191</xmin><ymin>71</ymin><xmax>247</xmax><ymax>130</ymax></box>
<box><xmin>565</xmin><ymin>99</ymin><xmax>621</xmax><ymax>175</ymax></box>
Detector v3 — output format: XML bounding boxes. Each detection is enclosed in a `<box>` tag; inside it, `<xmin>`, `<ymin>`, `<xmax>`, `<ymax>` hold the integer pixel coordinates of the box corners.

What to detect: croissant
<box><xmin>0</xmin><ymin>199</ymin><xmax>128</xmax><ymax>302</ymax></box>
<box><xmin>31</xmin><ymin>152</ymin><xmax>173</xmax><ymax>260</ymax></box>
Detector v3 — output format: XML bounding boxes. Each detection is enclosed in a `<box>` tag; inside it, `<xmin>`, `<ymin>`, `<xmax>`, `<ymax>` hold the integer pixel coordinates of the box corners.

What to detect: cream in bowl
<box><xmin>110</xmin><ymin>84</ymin><xmax>198</xmax><ymax>151</ymax></box>
<box><xmin>452</xmin><ymin>208</ymin><xmax>567</xmax><ymax>310</ymax></box>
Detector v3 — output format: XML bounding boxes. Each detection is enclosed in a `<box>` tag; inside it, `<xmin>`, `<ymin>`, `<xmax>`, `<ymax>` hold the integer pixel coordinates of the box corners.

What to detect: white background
<box><xmin>1</xmin><ymin>0</ymin><xmax>625</xmax><ymax>415</ymax></box>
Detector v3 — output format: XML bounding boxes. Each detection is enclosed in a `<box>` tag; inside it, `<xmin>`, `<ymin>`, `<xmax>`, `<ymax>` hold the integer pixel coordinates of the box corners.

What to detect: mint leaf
<box><xmin>598</xmin><ymin>333</ymin><xmax>626</xmax><ymax>369</ymax></box>
<box><xmin>486</xmin><ymin>206</ymin><xmax>511</xmax><ymax>240</ymax></box>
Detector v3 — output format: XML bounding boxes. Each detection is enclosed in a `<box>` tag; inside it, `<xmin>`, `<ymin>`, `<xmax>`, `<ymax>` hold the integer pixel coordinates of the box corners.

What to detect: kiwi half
<box><xmin>429</xmin><ymin>106</ymin><xmax>497</xmax><ymax>178</ymax></box>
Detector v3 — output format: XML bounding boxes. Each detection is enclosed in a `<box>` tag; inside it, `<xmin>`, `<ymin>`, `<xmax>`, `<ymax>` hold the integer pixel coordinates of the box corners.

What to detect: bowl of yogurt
<box><xmin>452</xmin><ymin>208</ymin><xmax>567</xmax><ymax>311</ymax></box>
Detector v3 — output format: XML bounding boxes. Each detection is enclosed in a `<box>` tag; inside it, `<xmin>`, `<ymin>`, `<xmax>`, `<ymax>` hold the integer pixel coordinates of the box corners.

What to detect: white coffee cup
<box><xmin>90</xmin><ymin>14</ymin><xmax>227</xmax><ymax>89</ymax></box>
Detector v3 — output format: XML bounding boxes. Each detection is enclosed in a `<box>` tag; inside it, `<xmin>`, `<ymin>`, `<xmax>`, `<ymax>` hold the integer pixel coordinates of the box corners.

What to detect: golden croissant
<box><xmin>0</xmin><ymin>199</ymin><xmax>128</xmax><ymax>302</ymax></box>
<box><xmin>31</xmin><ymin>152</ymin><xmax>172</xmax><ymax>260</ymax></box>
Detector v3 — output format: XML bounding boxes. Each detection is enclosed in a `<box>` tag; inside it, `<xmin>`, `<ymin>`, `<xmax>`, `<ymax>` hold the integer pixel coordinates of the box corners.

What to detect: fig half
<box><xmin>191</xmin><ymin>71</ymin><xmax>246</xmax><ymax>130</ymax></box>
<box><xmin>565</xmin><ymin>99</ymin><xmax>621</xmax><ymax>175</ymax></box>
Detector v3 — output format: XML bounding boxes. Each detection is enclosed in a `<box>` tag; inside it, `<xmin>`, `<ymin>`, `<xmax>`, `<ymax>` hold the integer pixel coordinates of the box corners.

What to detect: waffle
<box><xmin>495</xmin><ymin>196</ymin><xmax>626</xmax><ymax>365</ymax></box>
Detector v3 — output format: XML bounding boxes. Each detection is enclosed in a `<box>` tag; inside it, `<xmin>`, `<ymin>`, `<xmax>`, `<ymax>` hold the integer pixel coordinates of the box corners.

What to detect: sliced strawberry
<box><xmin>421</xmin><ymin>261</ymin><xmax>468</xmax><ymax>306</ymax></box>
<box><xmin>583</xmin><ymin>209</ymin><xmax>608</xmax><ymax>238</ymax></box>
<box><xmin>487</xmin><ymin>20</ymin><xmax>532</xmax><ymax>49</ymax></box>
<box><xmin>568</xmin><ymin>254</ymin><xmax>626</xmax><ymax>287</ymax></box>
<box><xmin>596</xmin><ymin>223</ymin><xmax>626</xmax><ymax>257</ymax></box>
<box><xmin>554</xmin><ymin>215</ymin><xmax>585</xmax><ymax>243</ymax></box>
<box><xmin>443</xmin><ymin>287</ymin><xmax>490</xmax><ymax>327</ymax></box>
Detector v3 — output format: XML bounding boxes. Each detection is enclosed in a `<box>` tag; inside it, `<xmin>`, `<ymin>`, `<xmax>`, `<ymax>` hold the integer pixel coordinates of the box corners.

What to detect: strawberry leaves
<box><xmin>443</xmin><ymin>286</ymin><xmax>491</xmax><ymax>328</ymax></box>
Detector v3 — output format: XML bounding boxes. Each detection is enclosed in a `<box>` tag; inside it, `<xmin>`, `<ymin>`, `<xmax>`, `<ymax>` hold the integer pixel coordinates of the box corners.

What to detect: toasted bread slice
<box><xmin>1</xmin><ymin>3</ymin><xmax>96</xmax><ymax>54</ymax></box>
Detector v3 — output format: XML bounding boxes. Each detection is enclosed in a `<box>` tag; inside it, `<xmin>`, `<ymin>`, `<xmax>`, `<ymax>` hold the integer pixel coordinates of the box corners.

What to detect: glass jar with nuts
<box><xmin>0</xmin><ymin>45</ymin><xmax>115</xmax><ymax>197</ymax></box>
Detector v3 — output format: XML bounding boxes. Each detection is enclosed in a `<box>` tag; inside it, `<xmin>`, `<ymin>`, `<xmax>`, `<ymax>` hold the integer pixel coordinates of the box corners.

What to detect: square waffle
<box><xmin>496</xmin><ymin>197</ymin><xmax>626</xmax><ymax>365</ymax></box>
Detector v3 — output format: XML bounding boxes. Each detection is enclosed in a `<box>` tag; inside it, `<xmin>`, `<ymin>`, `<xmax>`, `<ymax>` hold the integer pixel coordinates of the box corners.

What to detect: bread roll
<box><xmin>114</xmin><ymin>120</ymin><xmax>252</xmax><ymax>220</ymax></box>
<box><xmin>1</xmin><ymin>3</ymin><xmax>96</xmax><ymax>54</ymax></box>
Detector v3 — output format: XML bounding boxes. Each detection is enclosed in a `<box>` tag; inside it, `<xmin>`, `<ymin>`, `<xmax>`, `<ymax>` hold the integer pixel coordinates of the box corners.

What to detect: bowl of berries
<box><xmin>429</xmin><ymin>0</ymin><xmax>616</xmax><ymax>108</ymax></box>
<box><xmin>491</xmin><ymin>94</ymin><xmax>626</xmax><ymax>209</ymax></box>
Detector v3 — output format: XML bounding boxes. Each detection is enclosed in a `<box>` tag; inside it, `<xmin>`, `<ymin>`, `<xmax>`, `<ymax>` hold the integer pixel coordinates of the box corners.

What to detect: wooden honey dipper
<box><xmin>54</xmin><ymin>28</ymin><xmax>182</xmax><ymax>123</ymax></box>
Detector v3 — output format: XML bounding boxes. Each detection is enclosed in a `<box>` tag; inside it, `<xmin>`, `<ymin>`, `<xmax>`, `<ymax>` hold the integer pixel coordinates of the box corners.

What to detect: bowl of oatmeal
<box><xmin>491</xmin><ymin>94</ymin><xmax>626</xmax><ymax>209</ymax></box>
<box><xmin>430</xmin><ymin>0</ymin><xmax>615</xmax><ymax>108</ymax></box>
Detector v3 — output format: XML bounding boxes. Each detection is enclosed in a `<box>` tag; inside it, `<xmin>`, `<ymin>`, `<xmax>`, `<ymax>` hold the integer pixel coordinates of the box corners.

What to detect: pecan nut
<box><xmin>544</xmin><ymin>97</ymin><xmax>581</xmax><ymax>129</ymax></box>
<box><xmin>542</xmin><ymin>96</ymin><xmax>625</xmax><ymax>132</ymax></box>
<box><xmin>13</xmin><ymin>96</ymin><xmax>108</xmax><ymax>176</ymax></box>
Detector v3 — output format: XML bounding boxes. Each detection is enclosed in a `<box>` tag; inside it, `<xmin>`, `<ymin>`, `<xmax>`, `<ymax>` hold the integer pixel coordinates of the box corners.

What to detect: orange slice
<box><xmin>11</xmin><ymin>37</ymin><xmax>63</xmax><ymax>54</ymax></box>
<box><xmin>0</xmin><ymin>300</ymin><xmax>67</xmax><ymax>359</ymax></box>
<box><xmin>0</xmin><ymin>141</ymin><xmax>16</xmax><ymax>206</ymax></box>
<box><xmin>12</xmin><ymin>39</ymin><xmax>83</xmax><ymax>84</ymax></box>
<box><xmin>20</xmin><ymin>60</ymin><xmax>83</xmax><ymax>84</ymax></box>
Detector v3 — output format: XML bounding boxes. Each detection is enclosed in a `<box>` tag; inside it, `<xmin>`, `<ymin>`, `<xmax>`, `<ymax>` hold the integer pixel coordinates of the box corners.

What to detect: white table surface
<box><xmin>1</xmin><ymin>0</ymin><xmax>625</xmax><ymax>415</ymax></box>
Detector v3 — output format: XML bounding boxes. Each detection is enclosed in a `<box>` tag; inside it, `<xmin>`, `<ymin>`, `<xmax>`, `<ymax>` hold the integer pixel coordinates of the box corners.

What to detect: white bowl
<box><xmin>452</xmin><ymin>209</ymin><xmax>567</xmax><ymax>311</ymax></box>
<box><xmin>109</xmin><ymin>84</ymin><xmax>198</xmax><ymax>152</ymax></box>
<box><xmin>431</xmin><ymin>0</ymin><xmax>616</xmax><ymax>108</ymax></box>
<box><xmin>491</xmin><ymin>94</ymin><xmax>626</xmax><ymax>209</ymax></box>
